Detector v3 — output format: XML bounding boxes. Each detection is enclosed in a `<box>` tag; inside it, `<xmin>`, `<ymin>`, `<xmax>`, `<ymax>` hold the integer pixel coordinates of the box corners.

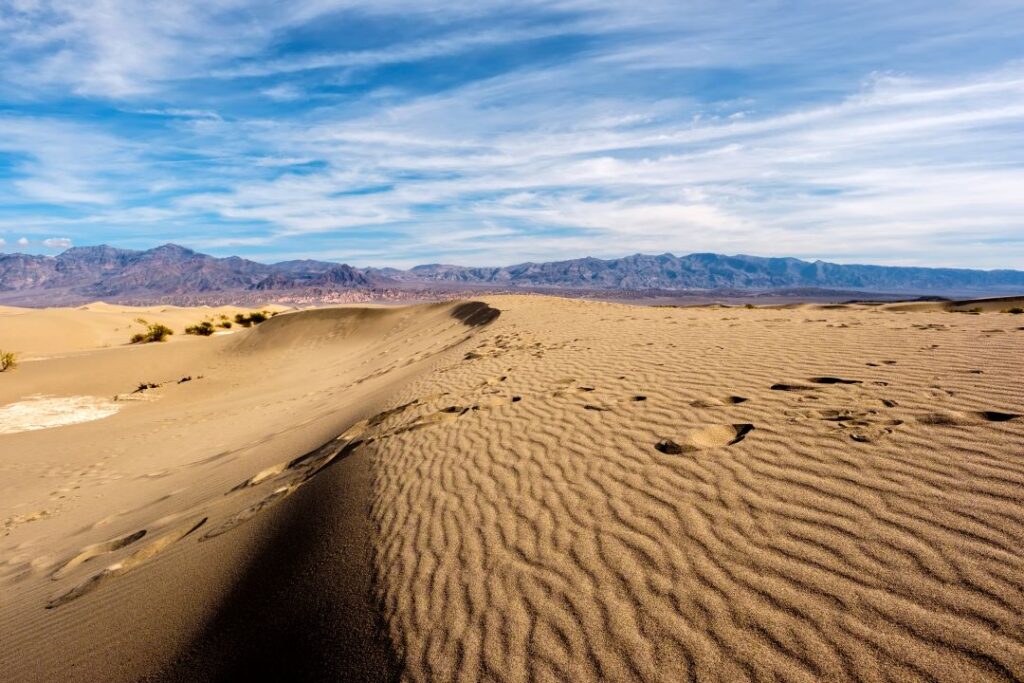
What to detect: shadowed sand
<box><xmin>2</xmin><ymin>295</ymin><xmax>1024</xmax><ymax>682</ymax></box>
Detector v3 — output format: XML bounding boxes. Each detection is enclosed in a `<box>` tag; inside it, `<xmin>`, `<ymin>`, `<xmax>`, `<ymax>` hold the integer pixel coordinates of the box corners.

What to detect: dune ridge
<box><xmin>2</xmin><ymin>295</ymin><xmax>1023</xmax><ymax>682</ymax></box>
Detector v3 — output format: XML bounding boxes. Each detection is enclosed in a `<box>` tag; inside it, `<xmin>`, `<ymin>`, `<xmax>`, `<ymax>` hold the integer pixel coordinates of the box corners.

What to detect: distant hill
<box><xmin>386</xmin><ymin>253</ymin><xmax>1024</xmax><ymax>292</ymax></box>
<box><xmin>1</xmin><ymin>244</ymin><xmax>1022</xmax><ymax>305</ymax></box>
<box><xmin>0</xmin><ymin>244</ymin><xmax>384</xmax><ymax>304</ymax></box>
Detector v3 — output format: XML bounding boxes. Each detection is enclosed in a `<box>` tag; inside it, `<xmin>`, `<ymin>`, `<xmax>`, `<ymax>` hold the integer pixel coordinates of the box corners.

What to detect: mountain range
<box><xmin>1</xmin><ymin>243</ymin><xmax>1022</xmax><ymax>305</ymax></box>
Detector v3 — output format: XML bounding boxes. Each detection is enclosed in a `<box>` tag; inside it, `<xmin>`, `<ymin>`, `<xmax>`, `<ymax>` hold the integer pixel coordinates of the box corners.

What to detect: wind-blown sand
<box><xmin>2</xmin><ymin>296</ymin><xmax>1023</xmax><ymax>682</ymax></box>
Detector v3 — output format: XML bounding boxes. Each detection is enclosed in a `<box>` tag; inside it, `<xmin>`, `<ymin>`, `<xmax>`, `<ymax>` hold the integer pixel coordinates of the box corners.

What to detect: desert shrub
<box><xmin>0</xmin><ymin>350</ymin><xmax>16</xmax><ymax>372</ymax></box>
<box><xmin>130</xmin><ymin>321</ymin><xmax>174</xmax><ymax>344</ymax></box>
<box><xmin>1003</xmin><ymin>307</ymin><xmax>1024</xmax><ymax>314</ymax></box>
<box><xmin>185</xmin><ymin>321</ymin><xmax>215</xmax><ymax>336</ymax></box>
<box><xmin>233</xmin><ymin>310</ymin><xmax>271</xmax><ymax>326</ymax></box>
<box><xmin>744</xmin><ymin>303</ymin><xmax>755</xmax><ymax>309</ymax></box>
<box><xmin>218</xmin><ymin>320</ymin><xmax>232</xmax><ymax>329</ymax></box>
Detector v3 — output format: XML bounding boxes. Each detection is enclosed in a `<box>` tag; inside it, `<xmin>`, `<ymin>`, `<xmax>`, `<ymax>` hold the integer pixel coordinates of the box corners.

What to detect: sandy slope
<box><xmin>1</xmin><ymin>301</ymin><xmax>488</xmax><ymax>682</ymax></box>
<box><xmin>0</xmin><ymin>302</ymin><xmax>292</xmax><ymax>358</ymax></box>
<box><xmin>2</xmin><ymin>296</ymin><xmax>1023</xmax><ymax>682</ymax></box>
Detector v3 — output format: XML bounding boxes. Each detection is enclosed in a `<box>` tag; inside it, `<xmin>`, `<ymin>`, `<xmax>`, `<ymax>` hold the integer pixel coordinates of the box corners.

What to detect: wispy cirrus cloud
<box><xmin>0</xmin><ymin>1</ymin><xmax>1022</xmax><ymax>267</ymax></box>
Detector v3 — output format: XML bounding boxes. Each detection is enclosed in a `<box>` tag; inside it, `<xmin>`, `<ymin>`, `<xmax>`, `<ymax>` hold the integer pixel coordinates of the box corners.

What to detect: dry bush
<box><xmin>0</xmin><ymin>350</ymin><xmax>16</xmax><ymax>372</ymax></box>
<box><xmin>185</xmin><ymin>321</ymin><xmax>215</xmax><ymax>336</ymax></box>
<box><xmin>130</xmin><ymin>321</ymin><xmax>174</xmax><ymax>343</ymax></box>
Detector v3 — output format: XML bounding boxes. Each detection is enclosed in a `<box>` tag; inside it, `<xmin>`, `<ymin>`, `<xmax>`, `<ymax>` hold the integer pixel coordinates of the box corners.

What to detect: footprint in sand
<box><xmin>918</xmin><ymin>410</ymin><xmax>1021</xmax><ymax>426</ymax></box>
<box><xmin>341</xmin><ymin>400</ymin><xmax>421</xmax><ymax>440</ymax></box>
<box><xmin>201</xmin><ymin>487</ymin><xmax>297</xmax><ymax>541</ymax></box>
<box><xmin>227</xmin><ymin>390</ymin><xmax>531</xmax><ymax>546</ymax></box>
<box><xmin>789</xmin><ymin>407</ymin><xmax>904</xmax><ymax>443</ymax></box>
<box><xmin>770</xmin><ymin>383</ymin><xmax>818</xmax><ymax>392</ymax></box>
<box><xmin>809</xmin><ymin>377</ymin><xmax>863</xmax><ymax>385</ymax></box>
<box><xmin>51</xmin><ymin>529</ymin><xmax>147</xmax><ymax>580</ymax></box>
<box><xmin>47</xmin><ymin>518</ymin><xmax>207</xmax><ymax>608</ymax></box>
<box><xmin>654</xmin><ymin>424</ymin><xmax>755</xmax><ymax>455</ymax></box>
<box><xmin>550</xmin><ymin>381</ymin><xmax>598</xmax><ymax>398</ymax></box>
<box><xmin>690</xmin><ymin>396</ymin><xmax>749</xmax><ymax>408</ymax></box>
<box><xmin>979</xmin><ymin>411</ymin><xmax>1021</xmax><ymax>422</ymax></box>
<box><xmin>472</xmin><ymin>396</ymin><xmax>522</xmax><ymax>409</ymax></box>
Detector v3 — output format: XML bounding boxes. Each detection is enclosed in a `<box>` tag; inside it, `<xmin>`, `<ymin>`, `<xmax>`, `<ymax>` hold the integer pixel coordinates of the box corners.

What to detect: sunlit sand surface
<box><xmin>1</xmin><ymin>296</ymin><xmax>1022</xmax><ymax>682</ymax></box>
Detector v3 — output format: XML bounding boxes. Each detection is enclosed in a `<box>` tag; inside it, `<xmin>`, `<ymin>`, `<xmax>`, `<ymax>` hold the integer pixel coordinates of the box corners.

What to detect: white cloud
<box><xmin>43</xmin><ymin>237</ymin><xmax>73</xmax><ymax>249</ymax></box>
<box><xmin>157</xmin><ymin>64</ymin><xmax>1022</xmax><ymax>267</ymax></box>
<box><xmin>215</xmin><ymin>23</ymin><xmax>583</xmax><ymax>79</ymax></box>
<box><xmin>130</xmin><ymin>108</ymin><xmax>222</xmax><ymax>120</ymax></box>
<box><xmin>1</xmin><ymin>1</ymin><xmax>1022</xmax><ymax>268</ymax></box>
<box><xmin>260</xmin><ymin>84</ymin><xmax>304</xmax><ymax>102</ymax></box>
<box><xmin>0</xmin><ymin>117</ymin><xmax>132</xmax><ymax>206</ymax></box>
<box><xmin>17</xmin><ymin>237</ymin><xmax>29</xmax><ymax>246</ymax></box>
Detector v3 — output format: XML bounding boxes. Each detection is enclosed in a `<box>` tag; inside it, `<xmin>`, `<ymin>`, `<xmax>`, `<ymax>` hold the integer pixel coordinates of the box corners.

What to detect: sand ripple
<box><xmin>367</xmin><ymin>297</ymin><xmax>1024</xmax><ymax>683</ymax></box>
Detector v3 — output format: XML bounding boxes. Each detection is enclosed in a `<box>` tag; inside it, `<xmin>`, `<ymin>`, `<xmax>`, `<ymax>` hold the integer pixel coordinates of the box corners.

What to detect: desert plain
<box><xmin>1</xmin><ymin>295</ymin><xmax>1023</xmax><ymax>682</ymax></box>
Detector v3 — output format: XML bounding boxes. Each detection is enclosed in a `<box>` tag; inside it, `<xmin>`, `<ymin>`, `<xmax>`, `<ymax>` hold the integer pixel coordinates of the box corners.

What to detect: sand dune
<box><xmin>2</xmin><ymin>296</ymin><xmax>1023</xmax><ymax>682</ymax></box>
<box><xmin>0</xmin><ymin>303</ymin><xmax>293</xmax><ymax>358</ymax></box>
<box><xmin>1</xmin><ymin>301</ymin><xmax>484</xmax><ymax>682</ymax></box>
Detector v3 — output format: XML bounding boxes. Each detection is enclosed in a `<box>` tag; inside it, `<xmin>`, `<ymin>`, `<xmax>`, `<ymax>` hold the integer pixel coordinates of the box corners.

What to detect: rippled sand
<box><xmin>2</xmin><ymin>296</ymin><xmax>1023</xmax><ymax>682</ymax></box>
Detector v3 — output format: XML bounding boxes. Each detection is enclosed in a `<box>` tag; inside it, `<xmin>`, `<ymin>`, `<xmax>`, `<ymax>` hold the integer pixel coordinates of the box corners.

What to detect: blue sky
<box><xmin>1</xmin><ymin>1</ymin><xmax>1023</xmax><ymax>268</ymax></box>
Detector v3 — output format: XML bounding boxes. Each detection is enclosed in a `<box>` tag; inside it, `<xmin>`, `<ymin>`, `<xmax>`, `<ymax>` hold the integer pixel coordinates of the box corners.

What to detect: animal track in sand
<box><xmin>47</xmin><ymin>518</ymin><xmax>207</xmax><ymax>608</ymax></box>
<box><xmin>654</xmin><ymin>423</ymin><xmax>755</xmax><ymax>455</ymax></box>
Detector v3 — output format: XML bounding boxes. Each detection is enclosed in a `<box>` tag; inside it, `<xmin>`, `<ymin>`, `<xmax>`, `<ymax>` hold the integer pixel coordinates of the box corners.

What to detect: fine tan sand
<box><xmin>2</xmin><ymin>295</ymin><xmax>1023</xmax><ymax>682</ymax></box>
<box><xmin>0</xmin><ymin>302</ymin><xmax>293</xmax><ymax>358</ymax></box>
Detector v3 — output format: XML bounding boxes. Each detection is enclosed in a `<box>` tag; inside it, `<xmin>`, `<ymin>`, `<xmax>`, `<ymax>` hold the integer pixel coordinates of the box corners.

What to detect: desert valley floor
<box><xmin>1</xmin><ymin>295</ymin><xmax>1023</xmax><ymax>682</ymax></box>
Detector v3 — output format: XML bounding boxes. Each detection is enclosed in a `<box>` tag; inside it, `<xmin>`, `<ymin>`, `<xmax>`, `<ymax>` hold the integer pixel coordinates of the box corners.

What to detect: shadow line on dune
<box><xmin>145</xmin><ymin>443</ymin><xmax>400</xmax><ymax>683</ymax></box>
<box><xmin>451</xmin><ymin>301</ymin><xmax>501</xmax><ymax>326</ymax></box>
